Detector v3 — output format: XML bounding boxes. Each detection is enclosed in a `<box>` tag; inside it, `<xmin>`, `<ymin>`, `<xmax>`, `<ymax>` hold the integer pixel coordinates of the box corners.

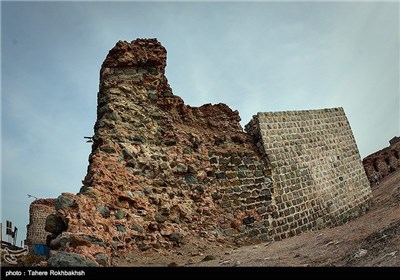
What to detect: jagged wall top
<box><xmin>99</xmin><ymin>38</ymin><xmax>243</xmax><ymax>135</ymax></box>
<box><xmin>102</xmin><ymin>39</ymin><xmax>167</xmax><ymax>69</ymax></box>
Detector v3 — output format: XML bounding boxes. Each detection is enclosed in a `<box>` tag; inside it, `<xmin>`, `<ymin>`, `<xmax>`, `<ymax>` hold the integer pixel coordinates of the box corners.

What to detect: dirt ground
<box><xmin>113</xmin><ymin>171</ymin><xmax>400</xmax><ymax>267</ymax></box>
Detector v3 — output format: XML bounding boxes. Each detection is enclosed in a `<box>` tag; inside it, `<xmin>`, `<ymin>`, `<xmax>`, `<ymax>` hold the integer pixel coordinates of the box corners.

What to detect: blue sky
<box><xmin>1</xmin><ymin>1</ymin><xmax>399</xmax><ymax>244</ymax></box>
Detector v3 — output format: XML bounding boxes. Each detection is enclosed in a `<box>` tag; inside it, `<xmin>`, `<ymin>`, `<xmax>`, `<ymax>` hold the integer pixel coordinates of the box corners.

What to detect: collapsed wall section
<box><xmin>246</xmin><ymin>108</ymin><xmax>372</xmax><ymax>240</ymax></box>
<box><xmin>363</xmin><ymin>138</ymin><xmax>400</xmax><ymax>183</ymax></box>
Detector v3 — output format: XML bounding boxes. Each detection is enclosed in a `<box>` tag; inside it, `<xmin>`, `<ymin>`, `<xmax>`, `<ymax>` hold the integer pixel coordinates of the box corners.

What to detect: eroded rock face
<box><xmin>47</xmin><ymin>39</ymin><xmax>269</xmax><ymax>266</ymax></box>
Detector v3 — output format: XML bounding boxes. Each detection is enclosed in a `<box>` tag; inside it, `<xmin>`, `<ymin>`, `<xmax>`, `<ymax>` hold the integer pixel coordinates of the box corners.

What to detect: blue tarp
<box><xmin>33</xmin><ymin>244</ymin><xmax>49</xmax><ymax>256</ymax></box>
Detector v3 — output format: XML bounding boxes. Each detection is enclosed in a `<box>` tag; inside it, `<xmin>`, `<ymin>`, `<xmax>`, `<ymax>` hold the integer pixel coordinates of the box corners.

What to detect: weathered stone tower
<box><xmin>37</xmin><ymin>39</ymin><xmax>372</xmax><ymax>266</ymax></box>
<box><xmin>25</xmin><ymin>199</ymin><xmax>56</xmax><ymax>250</ymax></box>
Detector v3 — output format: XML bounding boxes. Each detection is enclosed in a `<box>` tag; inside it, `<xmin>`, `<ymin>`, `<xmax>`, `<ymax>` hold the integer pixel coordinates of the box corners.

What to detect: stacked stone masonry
<box><xmin>246</xmin><ymin>108</ymin><xmax>372</xmax><ymax>240</ymax></box>
<box><xmin>207</xmin><ymin>151</ymin><xmax>274</xmax><ymax>241</ymax></box>
<box><xmin>363</xmin><ymin>137</ymin><xmax>400</xmax><ymax>184</ymax></box>
<box><xmin>26</xmin><ymin>199</ymin><xmax>56</xmax><ymax>250</ymax></box>
<box><xmin>28</xmin><ymin>39</ymin><xmax>373</xmax><ymax>266</ymax></box>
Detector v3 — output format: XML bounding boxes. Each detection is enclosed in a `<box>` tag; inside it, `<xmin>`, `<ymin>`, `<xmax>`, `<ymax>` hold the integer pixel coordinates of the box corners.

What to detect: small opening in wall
<box><xmin>385</xmin><ymin>158</ymin><xmax>390</xmax><ymax>166</ymax></box>
<box><xmin>394</xmin><ymin>151</ymin><xmax>399</xmax><ymax>159</ymax></box>
<box><xmin>373</xmin><ymin>161</ymin><xmax>379</xmax><ymax>172</ymax></box>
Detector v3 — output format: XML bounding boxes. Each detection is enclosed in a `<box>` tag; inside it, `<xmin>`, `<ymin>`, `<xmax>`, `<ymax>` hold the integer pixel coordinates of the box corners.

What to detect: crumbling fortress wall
<box><xmin>31</xmin><ymin>39</ymin><xmax>372</xmax><ymax>266</ymax></box>
<box><xmin>363</xmin><ymin>137</ymin><xmax>400</xmax><ymax>184</ymax></box>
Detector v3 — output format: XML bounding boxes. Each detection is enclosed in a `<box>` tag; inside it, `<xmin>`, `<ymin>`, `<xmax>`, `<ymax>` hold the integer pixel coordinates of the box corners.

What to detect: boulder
<box><xmin>94</xmin><ymin>253</ymin><xmax>109</xmax><ymax>267</ymax></box>
<box><xmin>96</xmin><ymin>205</ymin><xmax>110</xmax><ymax>218</ymax></box>
<box><xmin>55</xmin><ymin>195</ymin><xmax>76</xmax><ymax>211</ymax></box>
<box><xmin>49</xmin><ymin>233</ymin><xmax>70</xmax><ymax>250</ymax></box>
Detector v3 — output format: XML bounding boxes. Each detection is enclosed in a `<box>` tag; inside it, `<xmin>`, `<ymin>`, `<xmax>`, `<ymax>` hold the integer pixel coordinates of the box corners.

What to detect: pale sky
<box><xmin>1</xmin><ymin>1</ymin><xmax>399</xmax><ymax>244</ymax></box>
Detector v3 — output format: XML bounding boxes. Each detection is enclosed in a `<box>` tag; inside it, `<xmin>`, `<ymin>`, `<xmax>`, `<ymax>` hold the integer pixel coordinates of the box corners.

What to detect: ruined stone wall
<box><xmin>206</xmin><ymin>151</ymin><xmax>275</xmax><ymax>241</ymax></box>
<box><xmin>43</xmin><ymin>39</ymin><xmax>373</xmax><ymax>266</ymax></box>
<box><xmin>363</xmin><ymin>139</ymin><xmax>400</xmax><ymax>183</ymax></box>
<box><xmin>44</xmin><ymin>39</ymin><xmax>277</xmax><ymax>265</ymax></box>
<box><xmin>26</xmin><ymin>199</ymin><xmax>56</xmax><ymax>249</ymax></box>
<box><xmin>246</xmin><ymin>108</ymin><xmax>372</xmax><ymax>240</ymax></box>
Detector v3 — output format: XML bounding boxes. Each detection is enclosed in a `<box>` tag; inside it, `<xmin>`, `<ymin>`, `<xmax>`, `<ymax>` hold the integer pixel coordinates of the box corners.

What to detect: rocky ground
<box><xmin>113</xmin><ymin>171</ymin><xmax>400</xmax><ymax>267</ymax></box>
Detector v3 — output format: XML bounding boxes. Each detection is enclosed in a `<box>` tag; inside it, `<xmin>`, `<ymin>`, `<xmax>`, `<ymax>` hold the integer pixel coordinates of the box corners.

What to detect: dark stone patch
<box><xmin>116</xmin><ymin>225</ymin><xmax>126</xmax><ymax>232</ymax></box>
<box><xmin>96</xmin><ymin>205</ymin><xmax>110</xmax><ymax>218</ymax></box>
<box><xmin>211</xmin><ymin>192</ymin><xmax>222</xmax><ymax>200</ymax></box>
<box><xmin>45</xmin><ymin>214</ymin><xmax>67</xmax><ymax>235</ymax></box>
<box><xmin>187</xmin><ymin>165</ymin><xmax>197</xmax><ymax>174</ymax></box>
<box><xmin>130</xmin><ymin>135</ymin><xmax>146</xmax><ymax>143</ymax></box>
<box><xmin>257</xmin><ymin>207</ymin><xmax>267</xmax><ymax>215</ymax></box>
<box><xmin>94</xmin><ymin>253</ymin><xmax>108</xmax><ymax>267</ymax></box>
<box><xmin>100</xmin><ymin>145</ymin><xmax>116</xmax><ymax>153</ymax></box>
<box><xmin>168</xmin><ymin>233</ymin><xmax>182</xmax><ymax>244</ymax></box>
<box><xmin>55</xmin><ymin>195</ymin><xmax>76</xmax><ymax>211</ymax></box>
<box><xmin>210</xmin><ymin>157</ymin><xmax>218</xmax><ymax>164</ymax></box>
<box><xmin>131</xmin><ymin>224</ymin><xmax>144</xmax><ymax>233</ymax></box>
<box><xmin>249</xmin><ymin>229</ymin><xmax>260</xmax><ymax>237</ymax></box>
<box><xmin>115</xmin><ymin>210</ymin><xmax>126</xmax><ymax>220</ymax></box>
<box><xmin>243</xmin><ymin>217</ymin><xmax>255</xmax><ymax>225</ymax></box>
<box><xmin>196</xmin><ymin>185</ymin><xmax>205</xmax><ymax>192</ymax></box>
<box><xmin>202</xmin><ymin>255</ymin><xmax>216</xmax><ymax>262</ymax></box>
<box><xmin>185</xmin><ymin>175</ymin><xmax>198</xmax><ymax>184</ymax></box>
<box><xmin>155</xmin><ymin>212</ymin><xmax>168</xmax><ymax>223</ymax></box>
<box><xmin>164</xmin><ymin>139</ymin><xmax>177</xmax><ymax>146</ymax></box>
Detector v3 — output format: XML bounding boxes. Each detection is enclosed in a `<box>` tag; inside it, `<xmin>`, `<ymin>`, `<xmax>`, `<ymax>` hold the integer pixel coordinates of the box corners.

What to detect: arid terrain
<box><xmin>113</xmin><ymin>171</ymin><xmax>399</xmax><ymax>267</ymax></box>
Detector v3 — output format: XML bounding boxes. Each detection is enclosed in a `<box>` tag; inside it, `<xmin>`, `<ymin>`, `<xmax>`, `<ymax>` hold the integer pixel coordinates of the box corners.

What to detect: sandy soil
<box><xmin>113</xmin><ymin>171</ymin><xmax>400</xmax><ymax>267</ymax></box>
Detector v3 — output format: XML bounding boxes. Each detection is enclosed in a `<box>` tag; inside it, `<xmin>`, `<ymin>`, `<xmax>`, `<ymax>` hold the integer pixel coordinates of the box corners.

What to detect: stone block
<box><xmin>243</xmin><ymin>217</ymin><xmax>254</xmax><ymax>225</ymax></box>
